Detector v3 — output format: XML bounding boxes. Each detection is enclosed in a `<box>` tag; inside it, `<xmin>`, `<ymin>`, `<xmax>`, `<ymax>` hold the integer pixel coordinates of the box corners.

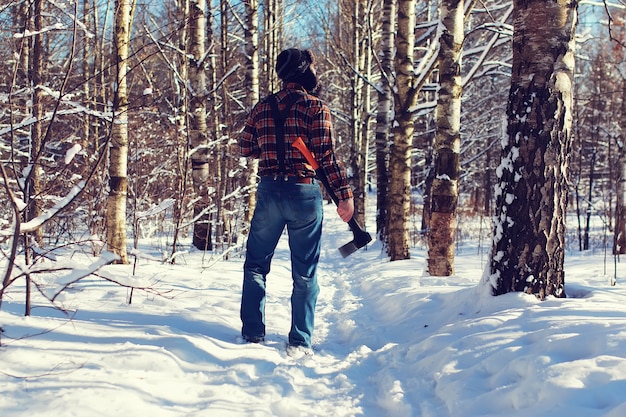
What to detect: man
<box><xmin>239</xmin><ymin>48</ymin><xmax>354</xmax><ymax>354</ymax></box>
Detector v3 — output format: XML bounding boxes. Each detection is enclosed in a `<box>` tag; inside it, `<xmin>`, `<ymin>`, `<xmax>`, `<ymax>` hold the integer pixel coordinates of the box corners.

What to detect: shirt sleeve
<box><xmin>239</xmin><ymin>105</ymin><xmax>261</xmax><ymax>159</ymax></box>
<box><xmin>309</xmin><ymin>104</ymin><xmax>353</xmax><ymax>201</ymax></box>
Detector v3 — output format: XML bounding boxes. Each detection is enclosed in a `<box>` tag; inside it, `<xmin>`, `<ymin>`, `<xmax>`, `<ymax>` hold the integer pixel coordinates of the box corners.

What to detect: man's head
<box><xmin>276</xmin><ymin>48</ymin><xmax>319</xmax><ymax>93</ymax></box>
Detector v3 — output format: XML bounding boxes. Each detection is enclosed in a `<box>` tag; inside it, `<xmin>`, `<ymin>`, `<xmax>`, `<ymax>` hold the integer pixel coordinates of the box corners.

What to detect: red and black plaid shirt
<box><xmin>239</xmin><ymin>83</ymin><xmax>353</xmax><ymax>201</ymax></box>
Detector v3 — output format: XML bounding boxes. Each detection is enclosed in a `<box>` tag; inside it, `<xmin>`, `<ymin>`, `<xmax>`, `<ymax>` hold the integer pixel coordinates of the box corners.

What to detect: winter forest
<box><xmin>1</xmin><ymin>0</ymin><xmax>626</xmax><ymax>416</ymax></box>
<box><xmin>0</xmin><ymin>0</ymin><xmax>625</xmax><ymax>322</ymax></box>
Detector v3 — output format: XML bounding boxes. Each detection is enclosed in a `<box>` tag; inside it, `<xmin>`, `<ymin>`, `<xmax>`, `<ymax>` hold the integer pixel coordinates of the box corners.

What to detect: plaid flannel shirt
<box><xmin>239</xmin><ymin>83</ymin><xmax>353</xmax><ymax>201</ymax></box>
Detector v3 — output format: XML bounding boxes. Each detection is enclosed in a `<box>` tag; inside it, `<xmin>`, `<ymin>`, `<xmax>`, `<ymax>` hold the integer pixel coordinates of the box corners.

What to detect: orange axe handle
<box><xmin>292</xmin><ymin>137</ymin><xmax>320</xmax><ymax>171</ymax></box>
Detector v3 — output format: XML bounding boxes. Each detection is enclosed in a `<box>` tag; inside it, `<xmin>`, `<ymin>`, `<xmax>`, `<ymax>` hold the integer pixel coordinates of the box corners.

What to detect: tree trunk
<box><xmin>375</xmin><ymin>0</ymin><xmax>395</xmax><ymax>243</ymax></box>
<box><xmin>85</xmin><ymin>0</ymin><xmax>109</xmax><ymax>255</ymax></box>
<box><xmin>95</xmin><ymin>2</ymin><xmax>109</xmax><ymax>155</ymax></box>
<box><xmin>615</xmin><ymin>80</ymin><xmax>626</xmax><ymax>255</ymax></box>
<box><xmin>217</xmin><ymin>0</ymin><xmax>230</xmax><ymax>249</ymax></box>
<box><xmin>27</xmin><ymin>0</ymin><xmax>44</xmax><ymax>248</ymax></box>
<box><xmin>387</xmin><ymin>0</ymin><xmax>416</xmax><ymax>261</ymax></box>
<box><xmin>81</xmin><ymin>0</ymin><xmax>91</xmax><ymax>152</ymax></box>
<box><xmin>206</xmin><ymin>4</ymin><xmax>223</xmax><ymax>250</ymax></box>
<box><xmin>358</xmin><ymin>20</ymin><xmax>372</xmax><ymax>230</ymax></box>
<box><xmin>583</xmin><ymin>148</ymin><xmax>596</xmax><ymax>250</ymax></box>
<box><xmin>243</xmin><ymin>0</ymin><xmax>260</xmax><ymax>226</ymax></box>
<box><xmin>170</xmin><ymin>0</ymin><xmax>190</xmax><ymax>260</ymax></box>
<box><xmin>427</xmin><ymin>0</ymin><xmax>463</xmax><ymax>276</ymax></box>
<box><xmin>189</xmin><ymin>0</ymin><xmax>212</xmax><ymax>251</ymax></box>
<box><xmin>106</xmin><ymin>0</ymin><xmax>135</xmax><ymax>264</ymax></box>
<box><xmin>486</xmin><ymin>0</ymin><xmax>577</xmax><ymax>299</ymax></box>
<box><xmin>22</xmin><ymin>0</ymin><xmax>46</xmax><ymax>317</ymax></box>
<box><xmin>263</xmin><ymin>0</ymin><xmax>281</xmax><ymax>95</ymax></box>
<box><xmin>389</xmin><ymin>114</ymin><xmax>413</xmax><ymax>261</ymax></box>
<box><xmin>349</xmin><ymin>0</ymin><xmax>368</xmax><ymax>229</ymax></box>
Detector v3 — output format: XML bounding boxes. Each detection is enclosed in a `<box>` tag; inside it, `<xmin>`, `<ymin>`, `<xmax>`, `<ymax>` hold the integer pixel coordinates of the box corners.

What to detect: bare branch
<box><xmin>603</xmin><ymin>0</ymin><xmax>626</xmax><ymax>48</ymax></box>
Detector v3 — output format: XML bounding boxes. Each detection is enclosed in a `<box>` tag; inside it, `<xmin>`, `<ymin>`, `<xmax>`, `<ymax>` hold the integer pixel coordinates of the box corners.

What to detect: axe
<box><xmin>293</xmin><ymin>137</ymin><xmax>372</xmax><ymax>257</ymax></box>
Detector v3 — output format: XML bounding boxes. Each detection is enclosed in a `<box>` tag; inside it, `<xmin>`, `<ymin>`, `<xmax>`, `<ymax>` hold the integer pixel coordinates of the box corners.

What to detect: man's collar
<box><xmin>284</xmin><ymin>82</ymin><xmax>306</xmax><ymax>92</ymax></box>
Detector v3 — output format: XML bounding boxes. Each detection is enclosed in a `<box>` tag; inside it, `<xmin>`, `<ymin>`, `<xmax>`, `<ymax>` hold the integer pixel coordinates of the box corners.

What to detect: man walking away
<box><xmin>239</xmin><ymin>48</ymin><xmax>354</xmax><ymax>355</ymax></box>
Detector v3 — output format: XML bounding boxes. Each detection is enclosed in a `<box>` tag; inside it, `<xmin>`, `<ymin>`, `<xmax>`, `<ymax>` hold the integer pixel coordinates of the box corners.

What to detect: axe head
<box><xmin>338</xmin><ymin>228</ymin><xmax>372</xmax><ymax>258</ymax></box>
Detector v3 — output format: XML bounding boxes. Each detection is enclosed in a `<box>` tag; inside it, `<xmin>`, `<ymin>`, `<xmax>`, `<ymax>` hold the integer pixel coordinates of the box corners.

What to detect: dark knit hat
<box><xmin>276</xmin><ymin>49</ymin><xmax>314</xmax><ymax>81</ymax></box>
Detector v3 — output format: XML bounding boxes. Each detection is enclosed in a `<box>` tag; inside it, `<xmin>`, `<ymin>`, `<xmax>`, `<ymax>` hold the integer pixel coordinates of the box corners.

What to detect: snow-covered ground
<box><xmin>1</xmin><ymin>203</ymin><xmax>626</xmax><ymax>417</ymax></box>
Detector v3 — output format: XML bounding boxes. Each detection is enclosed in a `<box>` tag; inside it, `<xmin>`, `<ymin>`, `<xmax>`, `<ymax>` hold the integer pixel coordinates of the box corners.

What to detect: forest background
<box><xmin>0</xmin><ymin>0</ymin><xmax>625</xmax><ymax>312</ymax></box>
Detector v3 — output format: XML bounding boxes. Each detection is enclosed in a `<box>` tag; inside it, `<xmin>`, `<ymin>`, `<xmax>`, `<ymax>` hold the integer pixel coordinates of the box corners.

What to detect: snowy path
<box><xmin>3</xmin><ymin>202</ymin><xmax>626</xmax><ymax>417</ymax></box>
<box><xmin>0</xmin><ymin>204</ymin><xmax>404</xmax><ymax>417</ymax></box>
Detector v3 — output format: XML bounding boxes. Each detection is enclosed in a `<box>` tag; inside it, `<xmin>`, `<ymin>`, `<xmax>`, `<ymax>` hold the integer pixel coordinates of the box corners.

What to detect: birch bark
<box><xmin>189</xmin><ymin>0</ymin><xmax>211</xmax><ymax>250</ymax></box>
<box><xmin>106</xmin><ymin>0</ymin><xmax>135</xmax><ymax>264</ymax></box>
<box><xmin>487</xmin><ymin>0</ymin><xmax>577</xmax><ymax>299</ymax></box>
<box><xmin>375</xmin><ymin>0</ymin><xmax>395</xmax><ymax>242</ymax></box>
<box><xmin>388</xmin><ymin>0</ymin><xmax>416</xmax><ymax>261</ymax></box>
<box><xmin>427</xmin><ymin>0</ymin><xmax>464</xmax><ymax>276</ymax></box>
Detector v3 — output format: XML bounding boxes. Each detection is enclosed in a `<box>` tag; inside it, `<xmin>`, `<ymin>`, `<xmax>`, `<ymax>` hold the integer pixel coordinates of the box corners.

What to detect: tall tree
<box><xmin>106</xmin><ymin>0</ymin><xmax>135</xmax><ymax>264</ymax></box>
<box><xmin>188</xmin><ymin>0</ymin><xmax>211</xmax><ymax>250</ymax></box>
<box><xmin>616</xmin><ymin>79</ymin><xmax>626</xmax><ymax>255</ymax></box>
<box><xmin>427</xmin><ymin>0</ymin><xmax>463</xmax><ymax>276</ymax></box>
<box><xmin>215</xmin><ymin>0</ymin><xmax>237</xmax><ymax>250</ymax></box>
<box><xmin>242</xmin><ymin>0</ymin><xmax>260</xmax><ymax>225</ymax></box>
<box><xmin>205</xmin><ymin>2</ymin><xmax>229</xmax><ymax>251</ymax></box>
<box><xmin>81</xmin><ymin>0</ymin><xmax>92</xmax><ymax>152</ymax></box>
<box><xmin>485</xmin><ymin>0</ymin><xmax>578</xmax><ymax>299</ymax></box>
<box><xmin>263</xmin><ymin>0</ymin><xmax>281</xmax><ymax>96</ymax></box>
<box><xmin>375</xmin><ymin>0</ymin><xmax>395</xmax><ymax>243</ymax></box>
<box><xmin>340</xmin><ymin>0</ymin><xmax>372</xmax><ymax>230</ymax></box>
<box><xmin>21</xmin><ymin>0</ymin><xmax>45</xmax><ymax>316</ymax></box>
<box><xmin>27</xmin><ymin>0</ymin><xmax>44</xmax><ymax>248</ymax></box>
<box><xmin>169</xmin><ymin>0</ymin><xmax>190</xmax><ymax>259</ymax></box>
<box><xmin>387</xmin><ymin>0</ymin><xmax>416</xmax><ymax>260</ymax></box>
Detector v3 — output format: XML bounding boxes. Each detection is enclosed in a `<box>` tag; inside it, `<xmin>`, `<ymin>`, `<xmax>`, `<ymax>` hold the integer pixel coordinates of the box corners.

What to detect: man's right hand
<box><xmin>337</xmin><ymin>198</ymin><xmax>354</xmax><ymax>222</ymax></box>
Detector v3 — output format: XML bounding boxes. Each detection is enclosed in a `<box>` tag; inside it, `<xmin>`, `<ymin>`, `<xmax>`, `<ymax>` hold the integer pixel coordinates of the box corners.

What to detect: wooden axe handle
<box><xmin>293</xmin><ymin>137</ymin><xmax>372</xmax><ymax>257</ymax></box>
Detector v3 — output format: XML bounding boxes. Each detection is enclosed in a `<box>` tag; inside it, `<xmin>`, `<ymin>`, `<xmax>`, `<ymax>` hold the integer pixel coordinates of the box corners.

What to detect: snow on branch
<box><xmin>0</xmin><ymin>181</ymin><xmax>88</xmax><ymax>235</ymax></box>
<box><xmin>135</xmin><ymin>199</ymin><xmax>176</xmax><ymax>220</ymax></box>
<box><xmin>0</xmin><ymin>105</ymin><xmax>112</xmax><ymax>138</ymax></box>
<box><xmin>13</xmin><ymin>23</ymin><xmax>66</xmax><ymax>39</ymax></box>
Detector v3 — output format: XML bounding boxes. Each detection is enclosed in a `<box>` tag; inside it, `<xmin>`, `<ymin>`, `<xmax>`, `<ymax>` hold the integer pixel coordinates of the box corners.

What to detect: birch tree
<box><xmin>387</xmin><ymin>0</ymin><xmax>416</xmax><ymax>260</ymax></box>
<box><xmin>107</xmin><ymin>0</ymin><xmax>135</xmax><ymax>264</ymax></box>
<box><xmin>485</xmin><ymin>0</ymin><xmax>578</xmax><ymax>299</ymax></box>
<box><xmin>387</xmin><ymin>0</ymin><xmax>450</xmax><ymax>259</ymax></box>
<box><xmin>339</xmin><ymin>0</ymin><xmax>373</xmax><ymax>230</ymax></box>
<box><xmin>263</xmin><ymin>0</ymin><xmax>282</xmax><ymax>96</ymax></box>
<box><xmin>427</xmin><ymin>0</ymin><xmax>463</xmax><ymax>276</ymax></box>
<box><xmin>167</xmin><ymin>0</ymin><xmax>190</xmax><ymax>258</ymax></box>
<box><xmin>27</xmin><ymin>0</ymin><xmax>44</xmax><ymax>249</ymax></box>
<box><xmin>242</xmin><ymin>0</ymin><xmax>260</xmax><ymax>225</ymax></box>
<box><xmin>375</xmin><ymin>0</ymin><xmax>395</xmax><ymax>242</ymax></box>
<box><xmin>215</xmin><ymin>0</ymin><xmax>237</xmax><ymax>250</ymax></box>
<box><xmin>616</xmin><ymin>79</ymin><xmax>626</xmax><ymax>255</ymax></box>
<box><xmin>385</xmin><ymin>0</ymin><xmax>502</xmax><ymax>257</ymax></box>
<box><xmin>18</xmin><ymin>0</ymin><xmax>45</xmax><ymax>316</ymax></box>
<box><xmin>188</xmin><ymin>0</ymin><xmax>211</xmax><ymax>250</ymax></box>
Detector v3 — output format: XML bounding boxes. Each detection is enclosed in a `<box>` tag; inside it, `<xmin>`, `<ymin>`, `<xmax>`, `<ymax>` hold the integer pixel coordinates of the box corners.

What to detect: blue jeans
<box><xmin>241</xmin><ymin>176</ymin><xmax>323</xmax><ymax>348</ymax></box>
